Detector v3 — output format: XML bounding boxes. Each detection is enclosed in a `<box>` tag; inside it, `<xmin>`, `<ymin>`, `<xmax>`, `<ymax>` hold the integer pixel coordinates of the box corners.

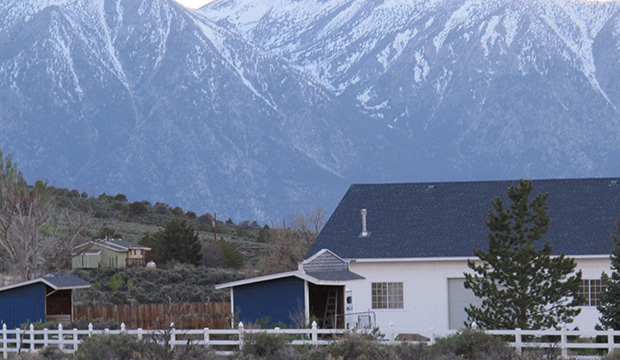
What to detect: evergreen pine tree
<box><xmin>139</xmin><ymin>219</ymin><xmax>202</xmax><ymax>266</ymax></box>
<box><xmin>598</xmin><ymin>222</ymin><xmax>620</xmax><ymax>330</ymax></box>
<box><xmin>464</xmin><ymin>179</ymin><xmax>583</xmax><ymax>329</ymax></box>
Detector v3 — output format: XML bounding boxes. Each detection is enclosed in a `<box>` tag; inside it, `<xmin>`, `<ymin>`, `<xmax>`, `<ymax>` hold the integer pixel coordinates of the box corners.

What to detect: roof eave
<box><xmin>349</xmin><ymin>254</ymin><xmax>611</xmax><ymax>263</ymax></box>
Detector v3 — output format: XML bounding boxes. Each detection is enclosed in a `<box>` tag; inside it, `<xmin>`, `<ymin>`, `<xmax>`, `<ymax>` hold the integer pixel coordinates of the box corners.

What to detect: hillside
<box><xmin>0</xmin><ymin>181</ymin><xmax>318</xmax><ymax>305</ymax></box>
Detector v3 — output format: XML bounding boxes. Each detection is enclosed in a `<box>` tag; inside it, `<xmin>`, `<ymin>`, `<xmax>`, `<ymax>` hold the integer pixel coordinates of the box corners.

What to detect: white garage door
<box><xmin>448</xmin><ymin>278</ymin><xmax>483</xmax><ymax>329</ymax></box>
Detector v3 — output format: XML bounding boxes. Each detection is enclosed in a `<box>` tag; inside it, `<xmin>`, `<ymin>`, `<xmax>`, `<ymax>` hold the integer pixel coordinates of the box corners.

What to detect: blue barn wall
<box><xmin>0</xmin><ymin>283</ymin><xmax>47</xmax><ymax>328</ymax></box>
<box><xmin>234</xmin><ymin>276</ymin><xmax>304</xmax><ymax>327</ymax></box>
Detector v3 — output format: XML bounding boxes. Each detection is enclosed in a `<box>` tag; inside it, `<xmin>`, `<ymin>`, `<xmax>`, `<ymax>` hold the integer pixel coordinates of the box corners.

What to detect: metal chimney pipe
<box><xmin>361</xmin><ymin>209</ymin><xmax>368</xmax><ymax>237</ymax></box>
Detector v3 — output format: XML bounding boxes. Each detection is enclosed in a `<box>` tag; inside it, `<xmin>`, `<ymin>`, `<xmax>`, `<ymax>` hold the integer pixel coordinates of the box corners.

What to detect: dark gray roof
<box><xmin>42</xmin><ymin>275</ymin><xmax>90</xmax><ymax>289</ymax></box>
<box><xmin>0</xmin><ymin>275</ymin><xmax>90</xmax><ymax>293</ymax></box>
<box><xmin>306</xmin><ymin>178</ymin><xmax>620</xmax><ymax>259</ymax></box>
<box><xmin>305</xmin><ymin>270</ymin><xmax>365</xmax><ymax>281</ymax></box>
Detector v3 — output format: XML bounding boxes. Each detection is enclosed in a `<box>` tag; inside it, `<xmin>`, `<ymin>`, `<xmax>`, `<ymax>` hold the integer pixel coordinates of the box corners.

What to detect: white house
<box><xmin>217</xmin><ymin>178</ymin><xmax>619</xmax><ymax>332</ymax></box>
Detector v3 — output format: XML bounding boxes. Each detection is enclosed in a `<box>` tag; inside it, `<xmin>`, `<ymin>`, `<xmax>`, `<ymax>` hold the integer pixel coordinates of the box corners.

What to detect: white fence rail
<box><xmin>2</xmin><ymin>322</ymin><xmax>620</xmax><ymax>358</ymax></box>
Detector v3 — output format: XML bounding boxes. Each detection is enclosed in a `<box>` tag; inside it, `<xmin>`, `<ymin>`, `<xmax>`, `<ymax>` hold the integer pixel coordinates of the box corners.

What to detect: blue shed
<box><xmin>0</xmin><ymin>275</ymin><xmax>90</xmax><ymax>329</ymax></box>
<box><xmin>217</xmin><ymin>250</ymin><xmax>364</xmax><ymax>328</ymax></box>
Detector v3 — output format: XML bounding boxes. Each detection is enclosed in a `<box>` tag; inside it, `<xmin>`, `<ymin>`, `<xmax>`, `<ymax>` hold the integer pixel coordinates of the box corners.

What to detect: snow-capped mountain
<box><xmin>1</xmin><ymin>0</ymin><xmax>619</xmax><ymax>221</ymax></box>
<box><xmin>205</xmin><ymin>0</ymin><xmax>620</xmax><ymax>176</ymax></box>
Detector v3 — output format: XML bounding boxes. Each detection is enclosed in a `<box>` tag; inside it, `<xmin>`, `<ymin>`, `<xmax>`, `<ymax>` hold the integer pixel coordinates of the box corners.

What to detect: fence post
<box><xmin>608</xmin><ymin>329</ymin><xmax>614</xmax><ymax>355</ymax></box>
<box><xmin>88</xmin><ymin>323</ymin><xmax>93</xmax><ymax>337</ymax></box>
<box><xmin>2</xmin><ymin>323</ymin><xmax>7</xmax><ymax>359</ymax></box>
<box><xmin>29</xmin><ymin>323</ymin><xmax>35</xmax><ymax>352</ymax></box>
<box><xmin>430</xmin><ymin>327</ymin><xmax>436</xmax><ymax>345</ymax></box>
<box><xmin>238</xmin><ymin>322</ymin><xmax>245</xmax><ymax>350</ymax></box>
<box><xmin>514</xmin><ymin>328</ymin><xmax>522</xmax><ymax>354</ymax></box>
<box><xmin>15</xmin><ymin>327</ymin><xmax>20</xmax><ymax>354</ymax></box>
<box><xmin>311</xmin><ymin>321</ymin><xmax>318</xmax><ymax>346</ymax></box>
<box><xmin>43</xmin><ymin>327</ymin><xmax>49</xmax><ymax>349</ymax></box>
<box><xmin>58</xmin><ymin>323</ymin><xmax>63</xmax><ymax>351</ymax></box>
<box><xmin>121</xmin><ymin>323</ymin><xmax>126</xmax><ymax>333</ymax></box>
<box><xmin>560</xmin><ymin>324</ymin><xmax>568</xmax><ymax>359</ymax></box>
<box><xmin>389</xmin><ymin>321</ymin><xmax>395</xmax><ymax>343</ymax></box>
<box><xmin>72</xmin><ymin>328</ymin><xmax>78</xmax><ymax>352</ymax></box>
<box><xmin>137</xmin><ymin>328</ymin><xmax>143</xmax><ymax>341</ymax></box>
<box><xmin>203</xmin><ymin>328</ymin><xmax>210</xmax><ymax>347</ymax></box>
<box><xmin>170</xmin><ymin>323</ymin><xmax>175</xmax><ymax>350</ymax></box>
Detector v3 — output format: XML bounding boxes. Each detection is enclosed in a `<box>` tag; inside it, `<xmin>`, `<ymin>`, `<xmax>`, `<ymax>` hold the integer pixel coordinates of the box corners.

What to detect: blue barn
<box><xmin>0</xmin><ymin>275</ymin><xmax>90</xmax><ymax>328</ymax></box>
<box><xmin>217</xmin><ymin>250</ymin><xmax>364</xmax><ymax>328</ymax></box>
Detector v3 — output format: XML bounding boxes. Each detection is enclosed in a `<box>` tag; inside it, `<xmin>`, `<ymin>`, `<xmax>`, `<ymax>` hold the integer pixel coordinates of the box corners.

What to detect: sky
<box><xmin>174</xmin><ymin>0</ymin><xmax>214</xmax><ymax>9</ymax></box>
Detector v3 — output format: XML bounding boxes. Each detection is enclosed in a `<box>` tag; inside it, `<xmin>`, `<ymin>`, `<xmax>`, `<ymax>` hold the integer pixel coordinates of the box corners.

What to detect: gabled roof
<box><xmin>72</xmin><ymin>238</ymin><xmax>150</xmax><ymax>254</ymax></box>
<box><xmin>215</xmin><ymin>270</ymin><xmax>362</xmax><ymax>289</ymax></box>
<box><xmin>306</xmin><ymin>178</ymin><xmax>620</xmax><ymax>260</ymax></box>
<box><xmin>216</xmin><ymin>249</ymin><xmax>364</xmax><ymax>289</ymax></box>
<box><xmin>0</xmin><ymin>274</ymin><xmax>90</xmax><ymax>293</ymax></box>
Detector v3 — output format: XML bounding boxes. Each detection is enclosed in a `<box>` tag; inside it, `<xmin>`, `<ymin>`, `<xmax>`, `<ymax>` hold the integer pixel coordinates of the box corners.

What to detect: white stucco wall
<box><xmin>344</xmin><ymin>256</ymin><xmax>611</xmax><ymax>334</ymax></box>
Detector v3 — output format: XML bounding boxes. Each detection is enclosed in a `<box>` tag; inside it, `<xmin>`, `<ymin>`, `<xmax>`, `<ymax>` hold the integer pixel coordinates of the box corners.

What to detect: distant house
<box><xmin>72</xmin><ymin>238</ymin><xmax>151</xmax><ymax>269</ymax></box>
<box><xmin>217</xmin><ymin>178</ymin><xmax>620</xmax><ymax>331</ymax></box>
<box><xmin>0</xmin><ymin>275</ymin><xmax>90</xmax><ymax>328</ymax></box>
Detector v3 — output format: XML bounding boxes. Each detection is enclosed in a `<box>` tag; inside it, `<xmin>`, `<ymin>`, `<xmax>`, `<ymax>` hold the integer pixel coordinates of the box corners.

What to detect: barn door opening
<box><xmin>46</xmin><ymin>287</ymin><xmax>72</xmax><ymax>324</ymax></box>
<box><xmin>308</xmin><ymin>284</ymin><xmax>345</xmax><ymax>329</ymax></box>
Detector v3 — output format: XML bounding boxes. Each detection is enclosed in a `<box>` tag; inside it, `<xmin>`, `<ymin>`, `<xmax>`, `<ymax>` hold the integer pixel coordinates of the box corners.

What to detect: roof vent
<box><xmin>610</xmin><ymin>180</ymin><xmax>618</xmax><ymax>187</ymax></box>
<box><xmin>426</xmin><ymin>184</ymin><xmax>435</xmax><ymax>191</ymax></box>
<box><xmin>360</xmin><ymin>209</ymin><xmax>370</xmax><ymax>237</ymax></box>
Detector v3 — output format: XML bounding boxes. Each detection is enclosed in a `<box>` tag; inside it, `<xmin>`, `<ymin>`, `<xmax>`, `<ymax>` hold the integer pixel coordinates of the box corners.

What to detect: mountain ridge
<box><xmin>1</xmin><ymin>0</ymin><xmax>619</xmax><ymax>221</ymax></box>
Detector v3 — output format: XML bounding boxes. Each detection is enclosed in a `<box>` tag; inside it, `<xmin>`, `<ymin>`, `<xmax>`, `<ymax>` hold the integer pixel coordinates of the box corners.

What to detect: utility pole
<box><xmin>213</xmin><ymin>212</ymin><xmax>217</xmax><ymax>242</ymax></box>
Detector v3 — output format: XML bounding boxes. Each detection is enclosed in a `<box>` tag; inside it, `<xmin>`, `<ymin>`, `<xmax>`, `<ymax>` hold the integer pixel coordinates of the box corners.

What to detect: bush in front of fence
<box><xmin>72</xmin><ymin>334</ymin><xmax>141</xmax><ymax>360</ymax></box>
<box><xmin>235</xmin><ymin>328</ymin><xmax>540</xmax><ymax>360</ymax></box>
<box><xmin>603</xmin><ymin>349</ymin><xmax>620</xmax><ymax>360</ymax></box>
<box><xmin>11</xmin><ymin>347</ymin><xmax>65</xmax><ymax>360</ymax></box>
<box><xmin>235</xmin><ymin>332</ymin><xmax>299</xmax><ymax>360</ymax></box>
<box><xmin>433</xmin><ymin>328</ymin><xmax>517</xmax><ymax>360</ymax></box>
<box><xmin>73</xmin><ymin>333</ymin><xmax>222</xmax><ymax>360</ymax></box>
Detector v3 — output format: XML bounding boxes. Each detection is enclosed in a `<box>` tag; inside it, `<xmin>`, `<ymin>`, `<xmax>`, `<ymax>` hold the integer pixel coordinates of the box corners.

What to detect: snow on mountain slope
<box><xmin>2</xmin><ymin>0</ymin><xmax>620</xmax><ymax>221</ymax></box>
<box><xmin>0</xmin><ymin>0</ymin><xmax>401</xmax><ymax>220</ymax></box>
<box><xmin>205</xmin><ymin>0</ymin><xmax>620</xmax><ymax>98</ymax></box>
<box><xmin>204</xmin><ymin>0</ymin><xmax>620</xmax><ymax>181</ymax></box>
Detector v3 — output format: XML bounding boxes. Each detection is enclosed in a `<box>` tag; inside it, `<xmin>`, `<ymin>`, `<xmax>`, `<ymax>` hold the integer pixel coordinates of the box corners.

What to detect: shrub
<box><xmin>13</xmin><ymin>347</ymin><xmax>67</xmax><ymax>360</ymax></box>
<box><xmin>318</xmin><ymin>331</ymin><xmax>390</xmax><ymax>360</ymax></box>
<box><xmin>603</xmin><ymin>350</ymin><xmax>620</xmax><ymax>360</ymax></box>
<box><xmin>433</xmin><ymin>329</ymin><xmax>517</xmax><ymax>360</ymax></box>
<box><xmin>107</xmin><ymin>274</ymin><xmax>124</xmax><ymax>291</ymax></box>
<box><xmin>128</xmin><ymin>201</ymin><xmax>148</xmax><ymax>216</ymax></box>
<box><xmin>236</xmin><ymin>332</ymin><xmax>298</xmax><ymax>360</ymax></box>
<box><xmin>72</xmin><ymin>334</ymin><xmax>142</xmax><ymax>360</ymax></box>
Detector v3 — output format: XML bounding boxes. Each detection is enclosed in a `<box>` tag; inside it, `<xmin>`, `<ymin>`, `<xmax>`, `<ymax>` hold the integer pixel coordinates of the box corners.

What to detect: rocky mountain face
<box><xmin>1</xmin><ymin>0</ymin><xmax>619</xmax><ymax>221</ymax></box>
<box><xmin>204</xmin><ymin>0</ymin><xmax>620</xmax><ymax>178</ymax></box>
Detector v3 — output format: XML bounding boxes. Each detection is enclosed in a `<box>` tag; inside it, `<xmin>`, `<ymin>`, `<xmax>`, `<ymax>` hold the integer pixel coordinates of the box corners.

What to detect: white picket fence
<box><xmin>2</xmin><ymin>321</ymin><xmax>620</xmax><ymax>358</ymax></box>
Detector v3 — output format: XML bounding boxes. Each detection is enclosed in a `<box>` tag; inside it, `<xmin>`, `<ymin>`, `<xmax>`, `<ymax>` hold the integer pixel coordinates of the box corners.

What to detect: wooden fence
<box><xmin>4</xmin><ymin>322</ymin><xmax>620</xmax><ymax>359</ymax></box>
<box><xmin>73</xmin><ymin>302</ymin><xmax>230</xmax><ymax>329</ymax></box>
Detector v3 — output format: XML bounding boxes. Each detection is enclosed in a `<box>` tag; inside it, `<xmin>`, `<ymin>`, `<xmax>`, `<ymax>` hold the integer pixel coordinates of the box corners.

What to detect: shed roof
<box><xmin>216</xmin><ymin>269</ymin><xmax>364</xmax><ymax>289</ymax></box>
<box><xmin>0</xmin><ymin>275</ymin><xmax>90</xmax><ymax>293</ymax></box>
<box><xmin>306</xmin><ymin>178</ymin><xmax>620</xmax><ymax>260</ymax></box>
<box><xmin>73</xmin><ymin>238</ymin><xmax>150</xmax><ymax>254</ymax></box>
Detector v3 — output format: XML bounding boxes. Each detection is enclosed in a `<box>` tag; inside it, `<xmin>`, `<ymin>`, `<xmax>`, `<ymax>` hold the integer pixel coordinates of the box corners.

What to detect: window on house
<box><xmin>372</xmin><ymin>282</ymin><xmax>403</xmax><ymax>309</ymax></box>
<box><xmin>579</xmin><ymin>279</ymin><xmax>604</xmax><ymax>306</ymax></box>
